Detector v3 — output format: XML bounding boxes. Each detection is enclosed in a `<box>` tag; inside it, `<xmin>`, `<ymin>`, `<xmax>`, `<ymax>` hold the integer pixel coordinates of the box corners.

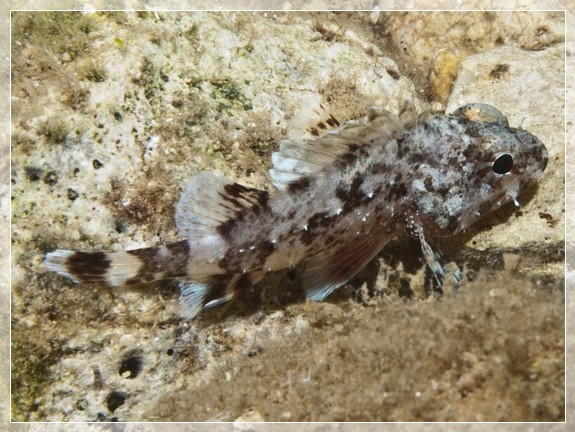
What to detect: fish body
<box><xmin>45</xmin><ymin>103</ymin><xmax>548</xmax><ymax>318</ymax></box>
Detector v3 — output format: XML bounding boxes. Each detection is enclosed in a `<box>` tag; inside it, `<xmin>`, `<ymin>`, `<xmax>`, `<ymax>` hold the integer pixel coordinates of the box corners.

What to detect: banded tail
<box><xmin>44</xmin><ymin>240</ymin><xmax>192</xmax><ymax>287</ymax></box>
<box><xmin>43</xmin><ymin>171</ymin><xmax>275</xmax><ymax>319</ymax></box>
<box><xmin>44</xmin><ymin>242</ymin><xmax>264</xmax><ymax>320</ymax></box>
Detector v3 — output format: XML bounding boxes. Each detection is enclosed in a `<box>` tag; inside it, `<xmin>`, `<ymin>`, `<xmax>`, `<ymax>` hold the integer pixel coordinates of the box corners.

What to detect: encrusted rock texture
<box><xmin>10</xmin><ymin>11</ymin><xmax>564</xmax><ymax>422</ymax></box>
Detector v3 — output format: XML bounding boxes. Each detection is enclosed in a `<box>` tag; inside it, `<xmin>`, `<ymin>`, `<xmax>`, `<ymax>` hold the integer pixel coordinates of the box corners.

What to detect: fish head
<box><xmin>408</xmin><ymin>103</ymin><xmax>548</xmax><ymax>237</ymax></box>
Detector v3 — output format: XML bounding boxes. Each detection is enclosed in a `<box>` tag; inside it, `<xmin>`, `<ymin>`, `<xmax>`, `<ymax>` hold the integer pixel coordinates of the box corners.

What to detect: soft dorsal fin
<box><xmin>175</xmin><ymin>172</ymin><xmax>269</xmax><ymax>238</ymax></box>
<box><xmin>301</xmin><ymin>234</ymin><xmax>389</xmax><ymax>301</ymax></box>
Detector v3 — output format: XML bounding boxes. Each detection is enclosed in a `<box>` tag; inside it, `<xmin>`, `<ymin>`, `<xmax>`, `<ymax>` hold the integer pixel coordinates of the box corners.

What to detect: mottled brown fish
<box><xmin>45</xmin><ymin>102</ymin><xmax>548</xmax><ymax>319</ymax></box>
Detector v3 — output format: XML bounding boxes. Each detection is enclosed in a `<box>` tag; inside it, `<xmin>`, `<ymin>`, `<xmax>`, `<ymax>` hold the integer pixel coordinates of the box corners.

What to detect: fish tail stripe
<box><xmin>44</xmin><ymin>249</ymin><xmax>85</xmax><ymax>283</ymax></box>
<box><xmin>44</xmin><ymin>240</ymin><xmax>192</xmax><ymax>287</ymax></box>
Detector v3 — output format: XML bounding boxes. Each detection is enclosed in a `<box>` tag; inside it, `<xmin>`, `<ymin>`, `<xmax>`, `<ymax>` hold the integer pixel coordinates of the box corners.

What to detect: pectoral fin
<box><xmin>301</xmin><ymin>235</ymin><xmax>389</xmax><ymax>301</ymax></box>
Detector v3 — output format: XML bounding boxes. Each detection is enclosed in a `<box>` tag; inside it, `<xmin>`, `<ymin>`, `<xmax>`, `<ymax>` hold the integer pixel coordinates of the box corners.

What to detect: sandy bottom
<box><xmin>147</xmin><ymin>270</ymin><xmax>564</xmax><ymax>422</ymax></box>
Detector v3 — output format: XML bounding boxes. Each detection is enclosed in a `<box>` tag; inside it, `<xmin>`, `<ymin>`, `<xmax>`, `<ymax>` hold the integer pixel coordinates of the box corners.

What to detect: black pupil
<box><xmin>492</xmin><ymin>153</ymin><xmax>514</xmax><ymax>175</ymax></box>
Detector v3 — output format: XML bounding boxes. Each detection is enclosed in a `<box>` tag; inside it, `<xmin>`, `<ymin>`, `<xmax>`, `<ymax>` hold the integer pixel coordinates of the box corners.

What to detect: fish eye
<box><xmin>492</xmin><ymin>153</ymin><xmax>514</xmax><ymax>175</ymax></box>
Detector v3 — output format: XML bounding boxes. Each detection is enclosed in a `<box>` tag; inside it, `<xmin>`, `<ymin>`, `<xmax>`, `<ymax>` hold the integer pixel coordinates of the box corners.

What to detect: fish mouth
<box><xmin>521</xmin><ymin>150</ymin><xmax>548</xmax><ymax>193</ymax></box>
<box><xmin>520</xmin><ymin>129</ymin><xmax>549</xmax><ymax>174</ymax></box>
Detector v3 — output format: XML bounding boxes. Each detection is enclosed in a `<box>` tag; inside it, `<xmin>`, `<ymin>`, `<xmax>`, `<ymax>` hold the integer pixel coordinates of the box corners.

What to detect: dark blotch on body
<box><xmin>125</xmin><ymin>241</ymin><xmax>190</xmax><ymax>285</ymax></box>
<box><xmin>462</xmin><ymin>144</ymin><xmax>476</xmax><ymax>160</ymax></box>
<box><xmin>369</xmin><ymin>161</ymin><xmax>391</xmax><ymax>176</ymax></box>
<box><xmin>396</xmin><ymin>137</ymin><xmax>406</xmax><ymax>159</ymax></box>
<box><xmin>299</xmin><ymin>227</ymin><xmax>315</xmax><ymax>246</ymax></box>
<box><xmin>166</xmin><ymin>241</ymin><xmax>190</xmax><ymax>256</ymax></box>
<box><xmin>407</xmin><ymin>152</ymin><xmax>425</xmax><ymax>164</ymax></box>
<box><xmin>307</xmin><ymin>211</ymin><xmax>335</xmax><ymax>231</ymax></box>
<box><xmin>336</xmin><ymin>152</ymin><xmax>358</xmax><ymax>167</ymax></box>
<box><xmin>217</xmin><ymin>218</ymin><xmax>239</xmax><ymax>238</ymax></box>
<box><xmin>336</xmin><ymin>173</ymin><xmax>370</xmax><ymax>215</ymax></box>
<box><xmin>255</xmin><ymin>240</ymin><xmax>277</xmax><ymax>265</ymax></box>
<box><xmin>348</xmin><ymin>143</ymin><xmax>360</xmax><ymax>152</ymax></box>
<box><xmin>300</xmin><ymin>211</ymin><xmax>341</xmax><ymax>246</ymax></box>
<box><xmin>386</xmin><ymin>182</ymin><xmax>408</xmax><ymax>202</ymax></box>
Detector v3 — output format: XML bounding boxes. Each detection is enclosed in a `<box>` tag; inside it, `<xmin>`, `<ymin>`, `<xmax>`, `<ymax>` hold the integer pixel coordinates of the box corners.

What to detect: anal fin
<box><xmin>178</xmin><ymin>272</ymin><xmax>264</xmax><ymax>319</ymax></box>
<box><xmin>179</xmin><ymin>281</ymin><xmax>210</xmax><ymax>319</ymax></box>
<box><xmin>302</xmin><ymin>235</ymin><xmax>389</xmax><ymax>301</ymax></box>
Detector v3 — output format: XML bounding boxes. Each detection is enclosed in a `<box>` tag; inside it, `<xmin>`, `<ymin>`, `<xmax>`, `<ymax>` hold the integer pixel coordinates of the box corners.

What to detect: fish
<box><xmin>44</xmin><ymin>102</ymin><xmax>548</xmax><ymax>319</ymax></box>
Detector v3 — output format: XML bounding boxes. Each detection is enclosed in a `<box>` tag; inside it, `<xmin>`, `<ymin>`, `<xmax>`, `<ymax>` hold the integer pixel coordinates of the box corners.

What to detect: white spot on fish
<box><xmin>507</xmin><ymin>191</ymin><xmax>520</xmax><ymax>207</ymax></box>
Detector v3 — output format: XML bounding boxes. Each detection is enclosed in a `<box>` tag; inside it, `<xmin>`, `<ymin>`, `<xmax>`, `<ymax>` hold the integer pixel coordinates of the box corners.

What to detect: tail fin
<box><xmin>44</xmin><ymin>240</ymin><xmax>191</xmax><ymax>287</ymax></box>
<box><xmin>45</xmin><ymin>249</ymin><xmax>110</xmax><ymax>284</ymax></box>
<box><xmin>45</xmin><ymin>242</ymin><xmax>265</xmax><ymax>319</ymax></box>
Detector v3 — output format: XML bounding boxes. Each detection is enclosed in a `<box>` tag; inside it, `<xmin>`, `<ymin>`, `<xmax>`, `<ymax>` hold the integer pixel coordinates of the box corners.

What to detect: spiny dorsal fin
<box><xmin>271</xmin><ymin>97</ymin><xmax>350</xmax><ymax>190</ymax></box>
<box><xmin>286</xmin><ymin>96</ymin><xmax>341</xmax><ymax>141</ymax></box>
<box><xmin>175</xmin><ymin>172</ymin><xmax>270</xmax><ymax>238</ymax></box>
<box><xmin>301</xmin><ymin>234</ymin><xmax>389</xmax><ymax>301</ymax></box>
<box><xmin>269</xmin><ymin>101</ymin><xmax>423</xmax><ymax>190</ymax></box>
<box><xmin>269</xmin><ymin>128</ymin><xmax>374</xmax><ymax>191</ymax></box>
